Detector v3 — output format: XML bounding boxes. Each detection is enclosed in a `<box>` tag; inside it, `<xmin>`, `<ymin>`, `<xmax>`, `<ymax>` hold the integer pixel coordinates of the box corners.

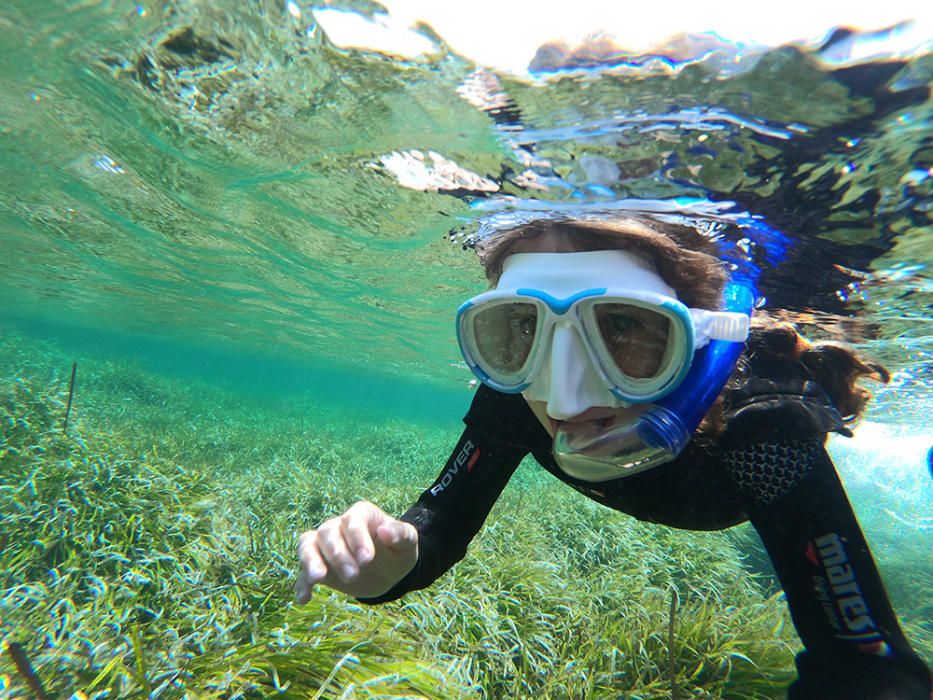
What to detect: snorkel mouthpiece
<box><xmin>553</xmin><ymin>408</ymin><xmax>687</xmax><ymax>480</ymax></box>
<box><xmin>553</xmin><ymin>280</ymin><xmax>755</xmax><ymax>482</ymax></box>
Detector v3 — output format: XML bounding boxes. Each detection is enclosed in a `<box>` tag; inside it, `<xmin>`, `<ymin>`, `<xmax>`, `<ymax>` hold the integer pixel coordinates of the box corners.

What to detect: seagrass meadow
<box><xmin>1</xmin><ymin>328</ymin><xmax>929</xmax><ymax>699</ymax></box>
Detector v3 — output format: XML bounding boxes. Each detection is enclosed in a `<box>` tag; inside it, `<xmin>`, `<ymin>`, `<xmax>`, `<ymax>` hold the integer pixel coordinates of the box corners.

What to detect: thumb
<box><xmin>376</xmin><ymin>521</ymin><xmax>418</xmax><ymax>553</ymax></box>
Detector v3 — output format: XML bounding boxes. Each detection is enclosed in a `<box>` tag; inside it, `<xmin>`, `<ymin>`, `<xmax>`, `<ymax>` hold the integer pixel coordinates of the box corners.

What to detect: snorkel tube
<box><xmin>553</xmin><ymin>277</ymin><xmax>756</xmax><ymax>480</ymax></box>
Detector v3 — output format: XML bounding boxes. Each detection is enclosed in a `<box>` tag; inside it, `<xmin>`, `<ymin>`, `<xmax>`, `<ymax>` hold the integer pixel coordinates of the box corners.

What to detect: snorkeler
<box><xmin>296</xmin><ymin>217</ymin><xmax>932</xmax><ymax>699</ymax></box>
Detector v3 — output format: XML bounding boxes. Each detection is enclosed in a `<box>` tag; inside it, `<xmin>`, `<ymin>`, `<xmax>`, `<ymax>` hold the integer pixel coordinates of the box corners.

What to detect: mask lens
<box><xmin>594</xmin><ymin>303</ymin><xmax>671</xmax><ymax>378</ymax></box>
<box><xmin>471</xmin><ymin>302</ymin><xmax>539</xmax><ymax>379</ymax></box>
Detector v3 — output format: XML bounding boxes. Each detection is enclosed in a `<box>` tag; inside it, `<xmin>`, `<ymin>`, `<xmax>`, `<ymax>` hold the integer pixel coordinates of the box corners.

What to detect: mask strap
<box><xmin>689</xmin><ymin>309</ymin><xmax>751</xmax><ymax>348</ymax></box>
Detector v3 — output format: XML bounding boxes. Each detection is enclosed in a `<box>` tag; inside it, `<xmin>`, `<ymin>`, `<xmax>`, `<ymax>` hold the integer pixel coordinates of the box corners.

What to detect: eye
<box><xmin>606</xmin><ymin>312</ymin><xmax>641</xmax><ymax>337</ymax></box>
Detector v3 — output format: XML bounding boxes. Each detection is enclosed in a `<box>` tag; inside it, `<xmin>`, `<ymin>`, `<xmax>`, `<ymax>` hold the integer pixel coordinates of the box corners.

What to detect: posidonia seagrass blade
<box><xmin>4</xmin><ymin>641</ymin><xmax>50</xmax><ymax>700</ymax></box>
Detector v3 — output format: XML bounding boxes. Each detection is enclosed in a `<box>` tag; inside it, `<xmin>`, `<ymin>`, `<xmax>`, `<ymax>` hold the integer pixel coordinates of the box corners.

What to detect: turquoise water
<box><xmin>2</xmin><ymin>2</ymin><xmax>929</xmax><ymax>395</ymax></box>
<box><xmin>1</xmin><ymin>1</ymin><xmax>931</xmax><ymax>696</ymax></box>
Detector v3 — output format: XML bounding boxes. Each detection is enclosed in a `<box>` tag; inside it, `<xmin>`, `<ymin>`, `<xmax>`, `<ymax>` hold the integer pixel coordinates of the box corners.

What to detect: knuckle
<box><xmin>348</xmin><ymin>500</ymin><xmax>373</xmax><ymax>517</ymax></box>
<box><xmin>339</xmin><ymin>514</ymin><xmax>357</xmax><ymax>533</ymax></box>
<box><xmin>320</xmin><ymin>516</ymin><xmax>341</xmax><ymax>533</ymax></box>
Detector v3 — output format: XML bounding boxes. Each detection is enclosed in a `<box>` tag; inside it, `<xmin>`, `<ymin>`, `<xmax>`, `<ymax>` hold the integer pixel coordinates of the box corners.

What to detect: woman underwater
<box><xmin>295</xmin><ymin>216</ymin><xmax>932</xmax><ymax>699</ymax></box>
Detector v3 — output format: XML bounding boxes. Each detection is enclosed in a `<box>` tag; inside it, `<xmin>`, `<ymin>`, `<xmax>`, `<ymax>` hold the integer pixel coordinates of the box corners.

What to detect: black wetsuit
<box><xmin>362</xmin><ymin>379</ymin><xmax>932</xmax><ymax>699</ymax></box>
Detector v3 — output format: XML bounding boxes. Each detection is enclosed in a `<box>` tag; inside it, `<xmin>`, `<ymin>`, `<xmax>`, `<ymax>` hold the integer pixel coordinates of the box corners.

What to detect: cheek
<box><xmin>524</xmin><ymin>398</ymin><xmax>555</xmax><ymax>437</ymax></box>
<box><xmin>612</xmin><ymin>342</ymin><xmax>663</xmax><ymax>377</ymax></box>
<box><xmin>611</xmin><ymin>326</ymin><xmax>668</xmax><ymax>378</ymax></box>
<box><xmin>615</xmin><ymin>348</ymin><xmax>663</xmax><ymax>377</ymax></box>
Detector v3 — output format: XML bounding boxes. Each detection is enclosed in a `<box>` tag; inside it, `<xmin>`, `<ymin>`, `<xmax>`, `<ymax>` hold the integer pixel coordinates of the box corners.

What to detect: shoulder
<box><xmin>720</xmin><ymin>323</ymin><xmax>853</xmax><ymax>445</ymax></box>
<box><xmin>463</xmin><ymin>384</ymin><xmax>552</xmax><ymax>451</ymax></box>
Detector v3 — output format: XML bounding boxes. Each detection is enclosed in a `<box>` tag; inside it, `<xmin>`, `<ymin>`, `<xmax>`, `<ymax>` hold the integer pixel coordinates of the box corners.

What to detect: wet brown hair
<box><xmin>477</xmin><ymin>217</ymin><xmax>889</xmax><ymax>436</ymax></box>
<box><xmin>746</xmin><ymin>321</ymin><xmax>890</xmax><ymax>422</ymax></box>
<box><xmin>477</xmin><ymin>216</ymin><xmax>727</xmax><ymax>310</ymax></box>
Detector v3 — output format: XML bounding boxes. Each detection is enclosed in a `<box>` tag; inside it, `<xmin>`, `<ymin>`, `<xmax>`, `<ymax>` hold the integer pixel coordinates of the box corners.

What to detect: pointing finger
<box><xmin>297</xmin><ymin>532</ymin><xmax>328</xmax><ymax>585</ymax></box>
<box><xmin>295</xmin><ymin>570</ymin><xmax>312</xmax><ymax>604</ymax></box>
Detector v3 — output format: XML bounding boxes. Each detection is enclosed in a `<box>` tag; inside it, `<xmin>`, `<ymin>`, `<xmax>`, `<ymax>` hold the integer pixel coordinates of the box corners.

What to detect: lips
<box><xmin>596</xmin><ymin>415</ymin><xmax>615</xmax><ymax>429</ymax></box>
<box><xmin>554</xmin><ymin>416</ymin><xmax>611</xmax><ymax>440</ymax></box>
<box><xmin>555</xmin><ymin>408</ymin><xmax>639</xmax><ymax>435</ymax></box>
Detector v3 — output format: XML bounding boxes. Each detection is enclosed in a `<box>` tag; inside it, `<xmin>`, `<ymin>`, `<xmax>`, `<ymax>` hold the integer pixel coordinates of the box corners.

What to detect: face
<box><xmin>507</xmin><ymin>232</ymin><xmax>672</xmax><ymax>438</ymax></box>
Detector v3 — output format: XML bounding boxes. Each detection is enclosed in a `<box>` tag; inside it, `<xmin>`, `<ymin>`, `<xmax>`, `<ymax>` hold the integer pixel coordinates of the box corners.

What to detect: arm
<box><xmin>717</xmin><ymin>338</ymin><xmax>932</xmax><ymax>698</ymax></box>
<box><xmin>296</xmin><ymin>385</ymin><xmax>543</xmax><ymax>605</ymax></box>
<box><xmin>358</xmin><ymin>423</ymin><xmax>529</xmax><ymax>603</ymax></box>
<box><xmin>725</xmin><ymin>438</ymin><xmax>931</xmax><ymax>699</ymax></box>
<box><xmin>719</xmin><ymin>373</ymin><xmax>932</xmax><ymax>700</ymax></box>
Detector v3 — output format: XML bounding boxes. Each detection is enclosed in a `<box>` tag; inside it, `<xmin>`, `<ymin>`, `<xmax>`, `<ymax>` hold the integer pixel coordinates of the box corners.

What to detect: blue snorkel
<box><xmin>644</xmin><ymin>279</ymin><xmax>756</xmax><ymax>452</ymax></box>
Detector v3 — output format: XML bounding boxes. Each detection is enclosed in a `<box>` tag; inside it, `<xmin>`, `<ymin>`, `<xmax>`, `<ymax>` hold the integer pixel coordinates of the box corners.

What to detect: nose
<box><xmin>536</xmin><ymin>322</ymin><xmax>619</xmax><ymax>420</ymax></box>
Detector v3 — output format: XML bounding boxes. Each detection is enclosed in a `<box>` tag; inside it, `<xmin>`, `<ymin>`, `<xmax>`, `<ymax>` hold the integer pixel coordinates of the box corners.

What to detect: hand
<box><xmin>295</xmin><ymin>500</ymin><xmax>418</xmax><ymax>603</ymax></box>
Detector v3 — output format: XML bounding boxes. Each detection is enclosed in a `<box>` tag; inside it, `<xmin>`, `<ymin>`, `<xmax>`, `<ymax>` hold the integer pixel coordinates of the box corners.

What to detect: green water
<box><xmin>2</xmin><ymin>1</ymin><xmax>930</xmax><ymax>393</ymax></box>
<box><xmin>0</xmin><ymin>0</ymin><xmax>931</xmax><ymax>697</ymax></box>
<box><xmin>0</xmin><ymin>0</ymin><xmax>494</xmax><ymax>389</ymax></box>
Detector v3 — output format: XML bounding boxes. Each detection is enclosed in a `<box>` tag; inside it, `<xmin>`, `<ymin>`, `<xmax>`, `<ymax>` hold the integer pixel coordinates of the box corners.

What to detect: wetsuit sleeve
<box><xmin>721</xmin><ymin>437</ymin><xmax>932</xmax><ymax>699</ymax></box>
<box><xmin>358</xmin><ymin>386</ymin><xmax>548</xmax><ymax>604</ymax></box>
